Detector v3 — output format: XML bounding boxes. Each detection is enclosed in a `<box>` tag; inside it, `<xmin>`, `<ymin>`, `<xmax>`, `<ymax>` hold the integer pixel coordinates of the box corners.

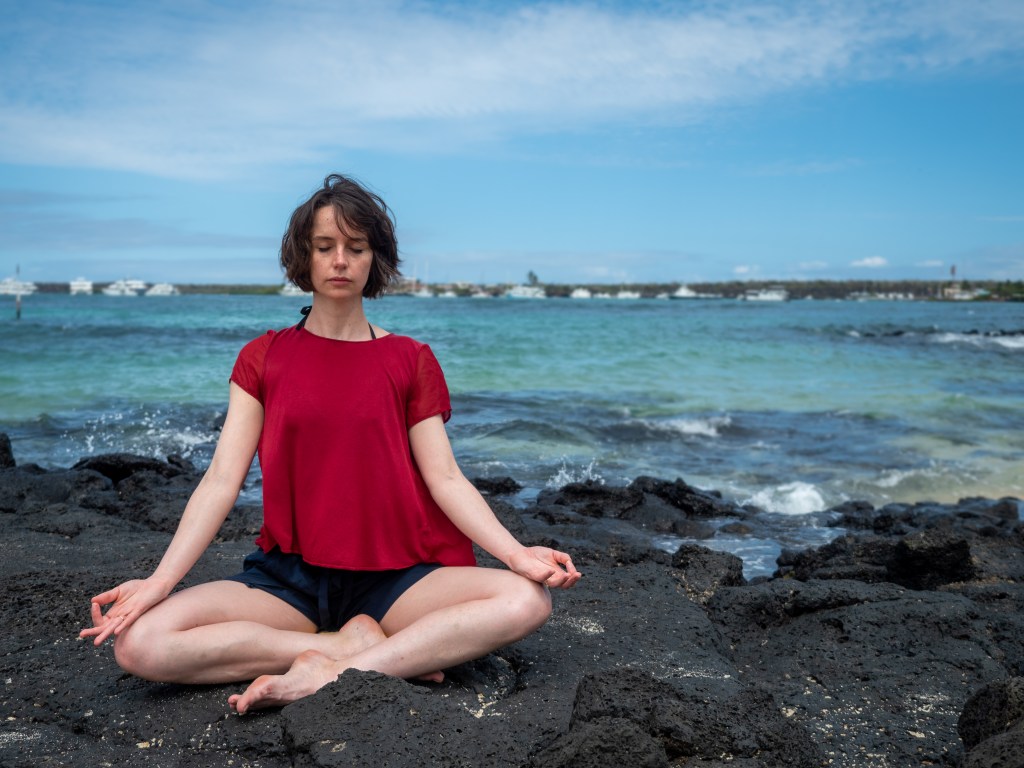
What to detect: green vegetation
<box><xmin>29</xmin><ymin>279</ymin><xmax>1022</xmax><ymax>300</ymax></box>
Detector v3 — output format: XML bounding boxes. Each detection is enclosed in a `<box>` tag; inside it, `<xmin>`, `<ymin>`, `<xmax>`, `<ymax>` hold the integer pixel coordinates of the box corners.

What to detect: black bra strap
<box><xmin>297</xmin><ymin>305</ymin><xmax>376</xmax><ymax>339</ymax></box>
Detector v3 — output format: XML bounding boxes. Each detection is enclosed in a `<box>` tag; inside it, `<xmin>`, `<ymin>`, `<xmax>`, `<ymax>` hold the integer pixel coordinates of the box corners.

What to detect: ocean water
<box><xmin>2</xmin><ymin>292</ymin><xmax>1022</xmax><ymax>575</ymax></box>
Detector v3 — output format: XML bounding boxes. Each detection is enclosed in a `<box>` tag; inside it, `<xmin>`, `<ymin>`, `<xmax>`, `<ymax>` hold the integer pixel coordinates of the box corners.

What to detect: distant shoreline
<box><xmin>18</xmin><ymin>278</ymin><xmax>1024</xmax><ymax>301</ymax></box>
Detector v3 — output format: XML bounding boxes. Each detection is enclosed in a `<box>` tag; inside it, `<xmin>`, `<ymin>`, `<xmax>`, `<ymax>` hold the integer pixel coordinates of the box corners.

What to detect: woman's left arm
<box><xmin>409</xmin><ymin>415</ymin><xmax>581</xmax><ymax>589</ymax></box>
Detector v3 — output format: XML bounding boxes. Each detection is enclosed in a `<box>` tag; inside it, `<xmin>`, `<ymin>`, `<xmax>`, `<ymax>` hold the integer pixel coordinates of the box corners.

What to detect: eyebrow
<box><xmin>312</xmin><ymin>235</ymin><xmax>369</xmax><ymax>246</ymax></box>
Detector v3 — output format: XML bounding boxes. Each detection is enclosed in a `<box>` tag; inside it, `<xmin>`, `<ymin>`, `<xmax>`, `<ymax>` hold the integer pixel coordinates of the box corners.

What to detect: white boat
<box><xmin>411</xmin><ymin>287</ymin><xmax>434</xmax><ymax>298</ymax></box>
<box><xmin>0</xmin><ymin>277</ymin><xmax>38</xmax><ymax>295</ymax></box>
<box><xmin>670</xmin><ymin>284</ymin><xmax>721</xmax><ymax>299</ymax></box>
<box><xmin>280</xmin><ymin>283</ymin><xmax>308</xmax><ymax>296</ymax></box>
<box><xmin>742</xmin><ymin>287</ymin><xmax>789</xmax><ymax>302</ymax></box>
<box><xmin>616</xmin><ymin>290</ymin><xmax>641</xmax><ymax>300</ymax></box>
<box><xmin>144</xmin><ymin>282</ymin><xmax>179</xmax><ymax>296</ymax></box>
<box><xmin>69</xmin><ymin>277</ymin><xmax>93</xmax><ymax>295</ymax></box>
<box><xmin>102</xmin><ymin>279</ymin><xmax>142</xmax><ymax>296</ymax></box>
<box><xmin>504</xmin><ymin>285</ymin><xmax>546</xmax><ymax>299</ymax></box>
<box><xmin>671</xmin><ymin>285</ymin><xmax>699</xmax><ymax>299</ymax></box>
<box><xmin>569</xmin><ymin>287</ymin><xmax>592</xmax><ymax>299</ymax></box>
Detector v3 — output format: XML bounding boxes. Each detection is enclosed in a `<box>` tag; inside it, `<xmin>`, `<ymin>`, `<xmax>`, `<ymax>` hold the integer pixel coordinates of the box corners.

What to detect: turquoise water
<box><xmin>2</xmin><ymin>293</ymin><xmax>1022</xmax><ymax>573</ymax></box>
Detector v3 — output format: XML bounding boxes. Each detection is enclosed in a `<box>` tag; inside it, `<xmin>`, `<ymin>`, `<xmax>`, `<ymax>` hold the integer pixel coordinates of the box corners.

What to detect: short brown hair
<box><xmin>280</xmin><ymin>174</ymin><xmax>400</xmax><ymax>297</ymax></box>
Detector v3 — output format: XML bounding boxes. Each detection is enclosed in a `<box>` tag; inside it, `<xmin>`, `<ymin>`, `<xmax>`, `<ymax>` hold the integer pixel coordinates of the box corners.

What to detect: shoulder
<box><xmin>241</xmin><ymin>326</ymin><xmax>301</xmax><ymax>353</ymax></box>
<box><xmin>236</xmin><ymin>326</ymin><xmax>303</xmax><ymax>371</ymax></box>
<box><xmin>377</xmin><ymin>333</ymin><xmax>433</xmax><ymax>356</ymax></box>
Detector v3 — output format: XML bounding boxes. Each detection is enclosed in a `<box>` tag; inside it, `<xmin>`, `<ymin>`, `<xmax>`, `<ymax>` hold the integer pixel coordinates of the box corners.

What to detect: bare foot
<box><xmin>229</xmin><ymin>649</ymin><xmax>338</xmax><ymax>714</ymax></box>
<box><xmin>321</xmin><ymin>614</ymin><xmax>387</xmax><ymax>659</ymax></box>
<box><xmin>323</xmin><ymin>615</ymin><xmax>444</xmax><ymax>684</ymax></box>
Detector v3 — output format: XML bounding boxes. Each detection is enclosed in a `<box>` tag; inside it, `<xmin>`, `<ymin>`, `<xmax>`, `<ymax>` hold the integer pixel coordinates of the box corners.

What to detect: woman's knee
<box><xmin>112</xmin><ymin>615</ymin><xmax>171</xmax><ymax>681</ymax></box>
<box><xmin>505</xmin><ymin>578</ymin><xmax>553</xmax><ymax>637</ymax></box>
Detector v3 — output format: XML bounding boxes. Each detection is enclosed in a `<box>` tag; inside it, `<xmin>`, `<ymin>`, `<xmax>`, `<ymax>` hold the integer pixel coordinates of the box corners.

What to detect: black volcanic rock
<box><xmin>959</xmin><ymin>677</ymin><xmax>1024</xmax><ymax>768</ymax></box>
<box><xmin>1</xmin><ymin>439</ymin><xmax>1022</xmax><ymax>767</ymax></box>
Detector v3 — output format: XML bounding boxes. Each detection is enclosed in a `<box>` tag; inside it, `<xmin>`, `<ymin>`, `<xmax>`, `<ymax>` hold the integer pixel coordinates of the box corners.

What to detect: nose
<box><xmin>331</xmin><ymin>245</ymin><xmax>348</xmax><ymax>267</ymax></box>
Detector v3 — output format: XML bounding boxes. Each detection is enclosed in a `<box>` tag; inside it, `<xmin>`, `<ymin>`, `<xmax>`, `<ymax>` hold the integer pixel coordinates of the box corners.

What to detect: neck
<box><xmin>302</xmin><ymin>296</ymin><xmax>371</xmax><ymax>341</ymax></box>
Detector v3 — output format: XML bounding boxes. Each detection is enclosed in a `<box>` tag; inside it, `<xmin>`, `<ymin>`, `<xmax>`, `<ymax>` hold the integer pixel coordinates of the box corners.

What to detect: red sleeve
<box><xmin>406</xmin><ymin>344</ymin><xmax>452</xmax><ymax>426</ymax></box>
<box><xmin>229</xmin><ymin>331</ymin><xmax>274</xmax><ymax>404</ymax></box>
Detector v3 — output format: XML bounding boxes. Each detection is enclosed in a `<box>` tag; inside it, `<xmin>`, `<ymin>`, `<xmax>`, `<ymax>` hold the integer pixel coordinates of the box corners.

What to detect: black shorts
<box><xmin>225</xmin><ymin>547</ymin><xmax>441</xmax><ymax>631</ymax></box>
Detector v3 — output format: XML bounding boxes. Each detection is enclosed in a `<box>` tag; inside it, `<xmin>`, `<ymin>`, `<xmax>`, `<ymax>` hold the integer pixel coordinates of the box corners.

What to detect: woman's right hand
<box><xmin>78</xmin><ymin>577</ymin><xmax>173</xmax><ymax>646</ymax></box>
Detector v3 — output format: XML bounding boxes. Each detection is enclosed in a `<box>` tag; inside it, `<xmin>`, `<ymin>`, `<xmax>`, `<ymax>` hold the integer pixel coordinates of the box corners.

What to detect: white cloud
<box><xmin>915</xmin><ymin>259</ymin><xmax>945</xmax><ymax>268</ymax></box>
<box><xmin>1</xmin><ymin>1</ymin><xmax>1022</xmax><ymax>179</ymax></box>
<box><xmin>733</xmin><ymin>265</ymin><xmax>754</xmax><ymax>276</ymax></box>
<box><xmin>797</xmin><ymin>261</ymin><xmax>829</xmax><ymax>271</ymax></box>
<box><xmin>851</xmin><ymin>256</ymin><xmax>888</xmax><ymax>268</ymax></box>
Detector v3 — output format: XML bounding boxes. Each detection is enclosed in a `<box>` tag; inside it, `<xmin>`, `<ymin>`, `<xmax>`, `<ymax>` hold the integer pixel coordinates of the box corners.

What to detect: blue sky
<box><xmin>1</xmin><ymin>0</ymin><xmax>1022</xmax><ymax>286</ymax></box>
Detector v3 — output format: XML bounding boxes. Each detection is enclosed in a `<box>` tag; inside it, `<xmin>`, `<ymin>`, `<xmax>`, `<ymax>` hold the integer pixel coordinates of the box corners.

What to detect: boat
<box><xmin>102</xmin><ymin>279</ymin><xmax>142</xmax><ymax>296</ymax></box>
<box><xmin>504</xmin><ymin>285</ymin><xmax>546</xmax><ymax>299</ymax></box>
<box><xmin>742</xmin><ymin>287</ymin><xmax>789</xmax><ymax>302</ymax></box>
<box><xmin>144</xmin><ymin>282</ymin><xmax>179</xmax><ymax>296</ymax></box>
<box><xmin>616</xmin><ymin>290</ymin><xmax>642</xmax><ymax>300</ymax></box>
<box><xmin>671</xmin><ymin>285</ymin><xmax>699</xmax><ymax>299</ymax></box>
<box><xmin>670</xmin><ymin>284</ymin><xmax>721</xmax><ymax>299</ymax></box>
<box><xmin>569</xmin><ymin>287</ymin><xmax>592</xmax><ymax>299</ymax></box>
<box><xmin>0</xmin><ymin>276</ymin><xmax>38</xmax><ymax>295</ymax></box>
<box><xmin>69</xmin><ymin>277</ymin><xmax>93</xmax><ymax>295</ymax></box>
<box><xmin>279</xmin><ymin>283</ymin><xmax>308</xmax><ymax>296</ymax></box>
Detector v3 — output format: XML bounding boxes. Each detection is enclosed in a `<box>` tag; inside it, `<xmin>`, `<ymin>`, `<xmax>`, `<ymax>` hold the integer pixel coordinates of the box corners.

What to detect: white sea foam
<box><xmin>932</xmin><ymin>332</ymin><xmax>1024</xmax><ymax>350</ymax></box>
<box><xmin>647</xmin><ymin>415</ymin><xmax>732</xmax><ymax>438</ymax></box>
<box><xmin>59</xmin><ymin>408</ymin><xmax>220</xmax><ymax>465</ymax></box>
<box><xmin>546</xmin><ymin>460</ymin><xmax>605</xmax><ymax>489</ymax></box>
<box><xmin>875</xmin><ymin>467</ymin><xmax>934</xmax><ymax>489</ymax></box>
<box><xmin>744</xmin><ymin>482</ymin><xmax>826</xmax><ymax>515</ymax></box>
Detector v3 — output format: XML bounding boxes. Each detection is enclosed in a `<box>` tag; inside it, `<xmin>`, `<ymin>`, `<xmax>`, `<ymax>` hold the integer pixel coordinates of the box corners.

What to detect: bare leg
<box><xmin>113</xmin><ymin>581</ymin><xmax>386</xmax><ymax>684</ymax></box>
<box><xmin>229</xmin><ymin>567</ymin><xmax>551</xmax><ymax>713</ymax></box>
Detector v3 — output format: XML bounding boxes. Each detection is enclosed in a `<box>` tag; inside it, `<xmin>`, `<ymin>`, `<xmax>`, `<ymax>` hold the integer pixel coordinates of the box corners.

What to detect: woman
<box><xmin>80</xmin><ymin>174</ymin><xmax>581</xmax><ymax>713</ymax></box>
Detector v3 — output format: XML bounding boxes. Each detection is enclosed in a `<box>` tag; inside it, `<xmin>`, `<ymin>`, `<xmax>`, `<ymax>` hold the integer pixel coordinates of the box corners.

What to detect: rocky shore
<box><xmin>1</xmin><ymin>435</ymin><xmax>1022</xmax><ymax>767</ymax></box>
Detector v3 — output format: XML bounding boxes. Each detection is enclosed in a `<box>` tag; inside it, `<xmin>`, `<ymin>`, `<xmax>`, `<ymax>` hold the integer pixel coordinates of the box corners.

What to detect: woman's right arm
<box><xmin>79</xmin><ymin>383</ymin><xmax>264</xmax><ymax>645</ymax></box>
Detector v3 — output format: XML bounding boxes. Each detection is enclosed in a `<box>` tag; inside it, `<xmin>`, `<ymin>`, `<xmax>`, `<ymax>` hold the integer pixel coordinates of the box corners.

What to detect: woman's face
<box><xmin>309</xmin><ymin>205</ymin><xmax>374</xmax><ymax>298</ymax></box>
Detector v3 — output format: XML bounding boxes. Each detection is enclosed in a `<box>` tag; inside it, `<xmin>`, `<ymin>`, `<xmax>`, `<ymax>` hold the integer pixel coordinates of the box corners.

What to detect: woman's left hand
<box><xmin>508</xmin><ymin>546</ymin><xmax>582</xmax><ymax>589</ymax></box>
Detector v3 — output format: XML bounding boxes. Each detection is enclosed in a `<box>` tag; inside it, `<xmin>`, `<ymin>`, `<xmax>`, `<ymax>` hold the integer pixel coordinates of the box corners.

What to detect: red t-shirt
<box><xmin>230</xmin><ymin>326</ymin><xmax>475</xmax><ymax>570</ymax></box>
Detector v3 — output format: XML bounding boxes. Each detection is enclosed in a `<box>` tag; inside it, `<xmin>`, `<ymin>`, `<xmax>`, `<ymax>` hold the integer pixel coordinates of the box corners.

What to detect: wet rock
<box><xmin>536</xmin><ymin>479</ymin><xmax>643</xmax><ymax>519</ymax></box>
<box><xmin>0</xmin><ymin>465</ymin><xmax>113</xmax><ymax>514</ymax></box>
<box><xmin>534</xmin><ymin>667</ymin><xmax>822</xmax><ymax>767</ymax></box>
<box><xmin>3</xmin><ymin>458</ymin><xmax>1024</xmax><ymax>767</ymax></box>
<box><xmin>0</xmin><ymin>432</ymin><xmax>15</xmax><ymax>468</ymax></box>
<box><xmin>708</xmin><ymin>578</ymin><xmax>1011</xmax><ymax>766</ymax></box>
<box><xmin>776</xmin><ymin>529</ymin><xmax>978</xmax><ymax>589</ymax></box>
<box><xmin>535</xmin><ymin>478</ymin><xmax>722</xmax><ymax>536</ymax></box>
<box><xmin>890</xmin><ymin>529</ymin><xmax>976</xmax><ymax>588</ymax></box>
<box><xmin>630</xmin><ymin>475</ymin><xmax>741</xmax><ymax>518</ymax></box>
<box><xmin>672</xmin><ymin>544</ymin><xmax>746</xmax><ymax>603</ymax></box>
<box><xmin>71</xmin><ymin>452</ymin><xmax>191</xmax><ymax>485</ymax></box>
<box><xmin>830</xmin><ymin>497</ymin><xmax>1023</xmax><ymax>537</ymax></box>
<box><xmin>959</xmin><ymin>677</ymin><xmax>1024</xmax><ymax>749</ymax></box>
<box><xmin>471</xmin><ymin>476</ymin><xmax>522</xmax><ymax>496</ymax></box>
<box><xmin>963</xmin><ymin>728</ymin><xmax>1024</xmax><ymax>768</ymax></box>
